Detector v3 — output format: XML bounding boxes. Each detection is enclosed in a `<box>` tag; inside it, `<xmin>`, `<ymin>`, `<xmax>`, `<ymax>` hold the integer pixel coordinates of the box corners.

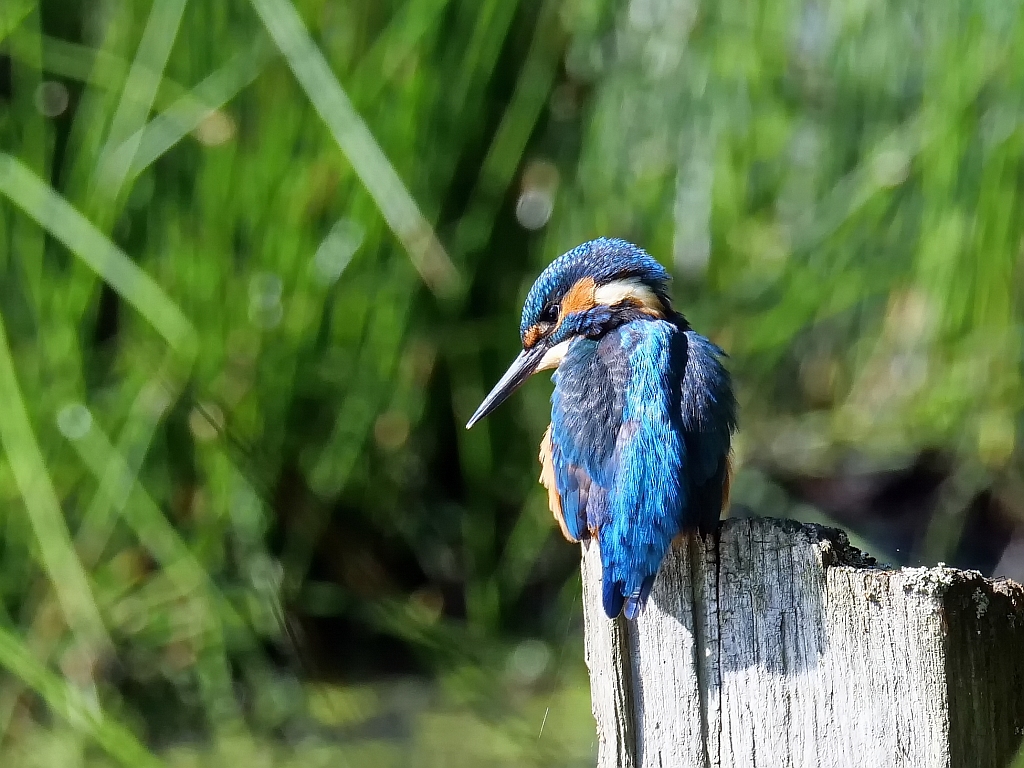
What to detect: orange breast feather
<box><xmin>538</xmin><ymin>424</ymin><xmax>576</xmax><ymax>542</ymax></box>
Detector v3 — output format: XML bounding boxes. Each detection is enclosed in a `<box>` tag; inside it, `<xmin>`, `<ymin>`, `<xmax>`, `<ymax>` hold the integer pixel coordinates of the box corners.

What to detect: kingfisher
<box><xmin>466</xmin><ymin>238</ymin><xmax>736</xmax><ymax>619</ymax></box>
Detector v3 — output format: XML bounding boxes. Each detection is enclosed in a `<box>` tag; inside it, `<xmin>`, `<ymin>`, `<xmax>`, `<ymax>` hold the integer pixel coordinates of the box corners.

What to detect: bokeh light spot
<box><xmin>516</xmin><ymin>159</ymin><xmax>560</xmax><ymax>230</ymax></box>
<box><xmin>194</xmin><ymin>110</ymin><xmax>237</xmax><ymax>146</ymax></box>
<box><xmin>505</xmin><ymin>639</ymin><xmax>552</xmax><ymax>686</ymax></box>
<box><xmin>374</xmin><ymin>410</ymin><xmax>410</xmax><ymax>450</ymax></box>
<box><xmin>249</xmin><ymin>272</ymin><xmax>284</xmax><ymax>329</ymax></box>
<box><xmin>515</xmin><ymin>189</ymin><xmax>554</xmax><ymax>230</ymax></box>
<box><xmin>34</xmin><ymin>81</ymin><xmax>69</xmax><ymax>118</ymax></box>
<box><xmin>56</xmin><ymin>403</ymin><xmax>92</xmax><ymax>441</ymax></box>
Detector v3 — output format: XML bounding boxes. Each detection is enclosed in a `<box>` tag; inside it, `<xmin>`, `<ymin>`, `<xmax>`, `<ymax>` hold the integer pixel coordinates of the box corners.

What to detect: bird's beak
<box><xmin>466</xmin><ymin>345</ymin><xmax>546</xmax><ymax>429</ymax></box>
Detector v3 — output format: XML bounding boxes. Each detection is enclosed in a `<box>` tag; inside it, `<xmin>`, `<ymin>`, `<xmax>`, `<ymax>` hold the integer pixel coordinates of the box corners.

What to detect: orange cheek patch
<box><xmin>559</xmin><ymin>276</ymin><xmax>597</xmax><ymax>320</ymax></box>
<box><xmin>523</xmin><ymin>326</ymin><xmax>542</xmax><ymax>348</ymax></box>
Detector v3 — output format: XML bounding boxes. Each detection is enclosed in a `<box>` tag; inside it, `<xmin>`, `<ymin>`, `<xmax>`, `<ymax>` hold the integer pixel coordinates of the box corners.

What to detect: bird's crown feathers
<box><xmin>520</xmin><ymin>238</ymin><xmax>670</xmax><ymax>340</ymax></box>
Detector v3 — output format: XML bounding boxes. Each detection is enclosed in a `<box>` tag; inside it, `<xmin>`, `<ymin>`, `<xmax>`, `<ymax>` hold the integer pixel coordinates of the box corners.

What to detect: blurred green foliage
<box><xmin>1</xmin><ymin>0</ymin><xmax>1024</xmax><ymax>764</ymax></box>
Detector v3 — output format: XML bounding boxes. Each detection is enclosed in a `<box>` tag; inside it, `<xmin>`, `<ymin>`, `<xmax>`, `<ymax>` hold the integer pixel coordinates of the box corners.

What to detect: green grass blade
<box><xmin>71</xmin><ymin>375</ymin><xmax>178</xmax><ymax>568</ymax></box>
<box><xmin>70</xmin><ymin>401</ymin><xmax>217</xmax><ymax>592</ymax></box>
<box><xmin>93</xmin><ymin>0</ymin><xmax>190</xmax><ymax>201</ymax></box>
<box><xmin>0</xmin><ymin>154</ymin><xmax>197</xmax><ymax>359</ymax></box>
<box><xmin>0</xmin><ymin>624</ymin><xmax>163</xmax><ymax>768</ymax></box>
<box><xmin>5</xmin><ymin>11</ymin><xmax>50</xmax><ymax>309</ymax></box>
<box><xmin>449</xmin><ymin>0</ymin><xmax>521</xmax><ymax>110</ymax></box>
<box><xmin>452</xmin><ymin>0</ymin><xmax>562</xmax><ymax>259</ymax></box>
<box><xmin>0</xmin><ymin>312</ymin><xmax>108</xmax><ymax>650</ymax></box>
<box><xmin>0</xmin><ymin>0</ymin><xmax>32</xmax><ymax>45</ymax></box>
<box><xmin>0</xmin><ymin>370</ymin><xmax>176</xmax><ymax>744</ymax></box>
<box><xmin>66</xmin><ymin>406</ymin><xmax>246</xmax><ymax>732</ymax></box>
<box><xmin>351</xmin><ymin>0</ymin><xmax>452</xmax><ymax>99</ymax></box>
<box><xmin>8</xmin><ymin>34</ymin><xmax>194</xmax><ymax>111</ymax></box>
<box><xmin>10</xmin><ymin>34</ymin><xmax>128</xmax><ymax>84</ymax></box>
<box><xmin>118</xmin><ymin>38</ymin><xmax>273</xmax><ymax>179</ymax></box>
<box><xmin>249</xmin><ymin>0</ymin><xmax>461</xmax><ymax>297</ymax></box>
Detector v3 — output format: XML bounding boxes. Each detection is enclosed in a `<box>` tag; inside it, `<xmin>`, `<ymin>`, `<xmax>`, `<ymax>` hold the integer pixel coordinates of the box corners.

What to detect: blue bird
<box><xmin>466</xmin><ymin>238</ymin><xmax>737</xmax><ymax>620</ymax></box>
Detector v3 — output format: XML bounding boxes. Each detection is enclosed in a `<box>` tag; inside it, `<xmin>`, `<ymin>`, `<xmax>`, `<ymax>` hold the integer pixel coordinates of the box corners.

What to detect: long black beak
<box><xmin>466</xmin><ymin>345</ymin><xmax>546</xmax><ymax>429</ymax></box>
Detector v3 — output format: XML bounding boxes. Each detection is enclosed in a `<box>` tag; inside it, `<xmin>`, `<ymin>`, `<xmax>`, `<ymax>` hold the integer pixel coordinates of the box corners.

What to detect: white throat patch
<box><xmin>536</xmin><ymin>339</ymin><xmax>571</xmax><ymax>371</ymax></box>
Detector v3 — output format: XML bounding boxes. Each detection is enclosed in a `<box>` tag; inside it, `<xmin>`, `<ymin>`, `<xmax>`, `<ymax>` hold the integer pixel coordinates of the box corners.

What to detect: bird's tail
<box><xmin>602</xmin><ymin>571</ymin><xmax>656</xmax><ymax>620</ymax></box>
<box><xmin>601</xmin><ymin>574</ymin><xmax>625</xmax><ymax>618</ymax></box>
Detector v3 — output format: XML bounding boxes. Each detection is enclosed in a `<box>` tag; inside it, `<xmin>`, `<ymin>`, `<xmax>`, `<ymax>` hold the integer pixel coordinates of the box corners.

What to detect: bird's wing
<box><xmin>539</xmin><ymin>424</ymin><xmax>592</xmax><ymax>542</ymax></box>
<box><xmin>597</xmin><ymin>321</ymin><xmax>686</xmax><ymax>618</ymax></box>
<box><xmin>677</xmin><ymin>329</ymin><xmax>737</xmax><ymax>533</ymax></box>
<box><xmin>541</xmin><ymin>335</ymin><xmax>625</xmax><ymax>544</ymax></box>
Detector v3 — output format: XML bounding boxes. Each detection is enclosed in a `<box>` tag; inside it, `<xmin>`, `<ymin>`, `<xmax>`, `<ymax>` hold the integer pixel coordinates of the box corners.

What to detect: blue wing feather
<box><xmin>677</xmin><ymin>330</ymin><xmax>737</xmax><ymax>533</ymax></box>
<box><xmin>598</xmin><ymin>322</ymin><xmax>684</xmax><ymax>615</ymax></box>
<box><xmin>548</xmin><ymin>335</ymin><xmax>625</xmax><ymax>536</ymax></box>
<box><xmin>545</xmin><ymin>320</ymin><xmax>734</xmax><ymax>619</ymax></box>
<box><xmin>549</xmin><ymin>435</ymin><xmax>590</xmax><ymax>542</ymax></box>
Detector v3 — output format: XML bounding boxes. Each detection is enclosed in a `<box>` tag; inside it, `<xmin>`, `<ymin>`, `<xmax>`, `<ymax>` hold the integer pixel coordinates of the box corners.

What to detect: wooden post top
<box><xmin>582</xmin><ymin>516</ymin><xmax>1024</xmax><ymax>768</ymax></box>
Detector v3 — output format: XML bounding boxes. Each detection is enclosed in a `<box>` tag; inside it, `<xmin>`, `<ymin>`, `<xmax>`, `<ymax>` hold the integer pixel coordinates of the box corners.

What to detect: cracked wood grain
<box><xmin>581</xmin><ymin>517</ymin><xmax>1024</xmax><ymax>768</ymax></box>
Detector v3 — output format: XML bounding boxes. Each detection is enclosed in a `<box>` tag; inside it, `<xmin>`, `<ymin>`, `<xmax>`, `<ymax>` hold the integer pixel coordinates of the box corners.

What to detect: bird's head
<box><xmin>466</xmin><ymin>238</ymin><xmax>672</xmax><ymax>428</ymax></box>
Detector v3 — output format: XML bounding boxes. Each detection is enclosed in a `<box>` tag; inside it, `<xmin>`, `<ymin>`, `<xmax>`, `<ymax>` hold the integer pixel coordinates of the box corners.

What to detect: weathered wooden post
<box><xmin>582</xmin><ymin>516</ymin><xmax>1024</xmax><ymax>768</ymax></box>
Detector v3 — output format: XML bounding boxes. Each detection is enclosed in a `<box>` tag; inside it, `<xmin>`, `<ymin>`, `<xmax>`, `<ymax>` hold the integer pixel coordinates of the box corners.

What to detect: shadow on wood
<box><xmin>582</xmin><ymin>516</ymin><xmax>1024</xmax><ymax>768</ymax></box>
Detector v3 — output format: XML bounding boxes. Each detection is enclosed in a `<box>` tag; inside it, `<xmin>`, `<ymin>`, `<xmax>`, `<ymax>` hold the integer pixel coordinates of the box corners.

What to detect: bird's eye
<box><xmin>540</xmin><ymin>304</ymin><xmax>559</xmax><ymax>324</ymax></box>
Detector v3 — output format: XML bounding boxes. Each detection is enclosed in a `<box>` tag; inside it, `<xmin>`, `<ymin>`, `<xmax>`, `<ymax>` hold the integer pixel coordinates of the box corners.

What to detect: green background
<box><xmin>2</xmin><ymin>0</ymin><xmax>1024</xmax><ymax>764</ymax></box>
